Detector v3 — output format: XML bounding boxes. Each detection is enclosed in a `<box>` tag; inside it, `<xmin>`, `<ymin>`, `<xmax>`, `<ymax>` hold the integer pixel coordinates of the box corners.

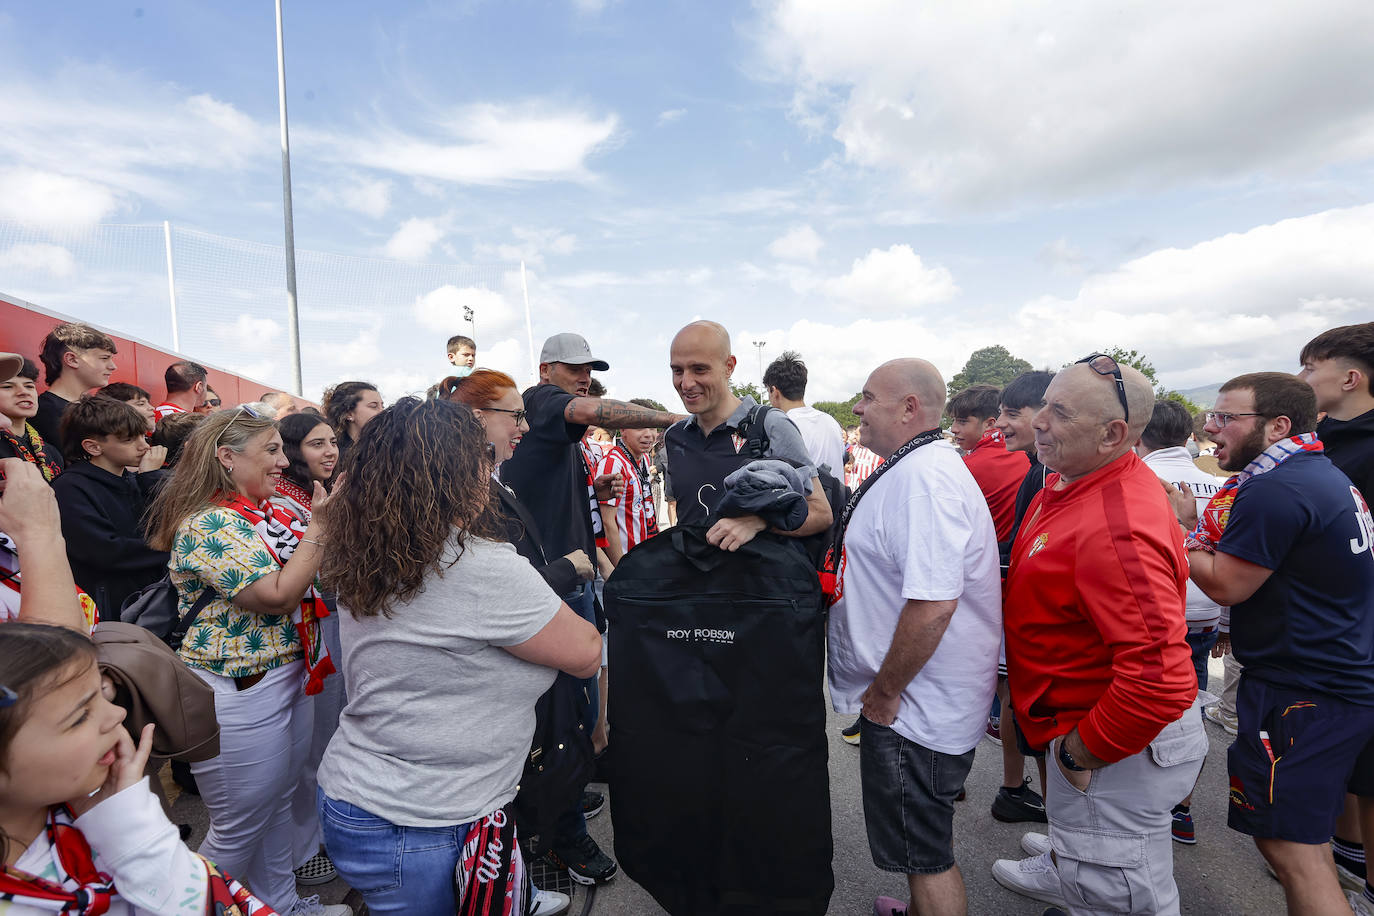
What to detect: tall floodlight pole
<box><xmin>521</xmin><ymin>261</ymin><xmax>536</xmax><ymax>385</ymax></box>
<box><xmin>276</xmin><ymin>0</ymin><xmax>304</xmax><ymax>396</ymax></box>
<box><xmin>752</xmin><ymin>340</ymin><xmax>766</xmax><ymax>385</ymax></box>
<box><xmin>163</xmin><ymin>221</ymin><xmax>181</xmax><ymax>352</ymax></box>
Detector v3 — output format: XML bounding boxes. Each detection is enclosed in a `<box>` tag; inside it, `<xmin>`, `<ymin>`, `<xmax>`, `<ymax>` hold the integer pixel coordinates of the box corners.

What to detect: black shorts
<box><xmin>1012</xmin><ymin>715</ymin><xmax>1046</xmax><ymax>760</ymax></box>
<box><xmin>1228</xmin><ymin>676</ymin><xmax>1374</xmax><ymax>843</ymax></box>
<box><xmin>859</xmin><ymin>718</ymin><xmax>975</xmax><ymax>874</ymax></box>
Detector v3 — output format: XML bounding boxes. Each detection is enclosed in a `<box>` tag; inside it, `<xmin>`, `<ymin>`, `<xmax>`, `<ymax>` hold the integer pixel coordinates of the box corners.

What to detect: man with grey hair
<box><xmin>993</xmin><ymin>355</ymin><xmax>1207</xmax><ymax>915</ymax></box>
<box><xmin>829</xmin><ymin>359</ymin><xmax>1003</xmax><ymax>916</ymax></box>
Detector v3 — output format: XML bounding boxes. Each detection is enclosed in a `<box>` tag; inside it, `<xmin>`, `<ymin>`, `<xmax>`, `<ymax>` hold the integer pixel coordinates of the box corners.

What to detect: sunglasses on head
<box><xmin>213</xmin><ymin>403</ymin><xmax>267</xmax><ymax>453</ymax></box>
<box><xmin>1075</xmin><ymin>353</ymin><xmax>1129</xmax><ymax>423</ymax></box>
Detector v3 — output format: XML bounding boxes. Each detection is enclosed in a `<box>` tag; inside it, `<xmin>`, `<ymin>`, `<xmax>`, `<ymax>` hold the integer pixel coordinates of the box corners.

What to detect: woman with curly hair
<box><xmin>145</xmin><ymin>407</ymin><xmax>347</xmax><ymax>916</ymax></box>
<box><xmin>317</xmin><ymin>397</ymin><xmax>601</xmax><ymax>916</ymax></box>
<box><xmin>320</xmin><ymin>381</ymin><xmax>381</xmax><ymax>458</ymax></box>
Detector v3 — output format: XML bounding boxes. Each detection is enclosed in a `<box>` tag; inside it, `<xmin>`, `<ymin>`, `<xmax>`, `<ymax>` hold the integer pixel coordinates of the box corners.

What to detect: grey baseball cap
<box><xmin>539</xmin><ymin>332</ymin><xmax>610</xmax><ymax>371</ymax></box>
<box><xmin>0</xmin><ymin>353</ymin><xmax>22</xmax><ymax>383</ymax></box>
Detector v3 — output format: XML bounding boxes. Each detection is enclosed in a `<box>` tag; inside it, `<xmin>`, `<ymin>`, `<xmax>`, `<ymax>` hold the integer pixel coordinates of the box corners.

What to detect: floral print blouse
<box><xmin>171</xmin><ymin>506</ymin><xmax>301</xmax><ymax>677</ymax></box>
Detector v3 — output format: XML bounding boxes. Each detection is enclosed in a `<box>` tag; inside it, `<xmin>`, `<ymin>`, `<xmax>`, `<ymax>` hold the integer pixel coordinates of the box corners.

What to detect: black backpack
<box><xmin>120</xmin><ymin>576</ymin><xmax>217</xmax><ymax>651</ymax></box>
<box><xmin>736</xmin><ymin>405</ymin><xmax>849</xmax><ymax>569</ymax></box>
<box><xmin>604</xmin><ymin>526</ymin><xmax>832</xmax><ymax>916</ymax></box>
<box><xmin>513</xmin><ymin>672</ymin><xmax>595</xmax><ymax>857</ymax></box>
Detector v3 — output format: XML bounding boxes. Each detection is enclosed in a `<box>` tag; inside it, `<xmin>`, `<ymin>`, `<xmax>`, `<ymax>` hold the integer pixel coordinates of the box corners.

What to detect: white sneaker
<box><xmin>1021</xmin><ymin>831</ymin><xmax>1052</xmax><ymax>857</ymax></box>
<box><xmin>1203</xmin><ymin>704</ymin><xmax>1238</xmax><ymax>735</ymax></box>
<box><xmin>289</xmin><ymin>895</ymin><xmax>352</xmax><ymax>916</ymax></box>
<box><xmin>530</xmin><ymin>888</ymin><xmax>570</xmax><ymax>915</ymax></box>
<box><xmin>991</xmin><ymin>851</ymin><xmax>1066</xmax><ymax>906</ymax></box>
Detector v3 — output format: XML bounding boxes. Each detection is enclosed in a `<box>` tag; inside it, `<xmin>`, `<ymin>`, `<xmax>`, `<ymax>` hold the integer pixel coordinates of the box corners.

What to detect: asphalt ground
<box><xmin>170</xmin><ymin>655</ymin><xmax>1291</xmax><ymax>915</ymax></box>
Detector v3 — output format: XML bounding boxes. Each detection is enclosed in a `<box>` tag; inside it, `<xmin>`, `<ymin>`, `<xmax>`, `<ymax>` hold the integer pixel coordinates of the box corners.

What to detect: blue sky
<box><xmin>2</xmin><ymin>1</ymin><xmax>1373</xmax><ymax>406</ymax></box>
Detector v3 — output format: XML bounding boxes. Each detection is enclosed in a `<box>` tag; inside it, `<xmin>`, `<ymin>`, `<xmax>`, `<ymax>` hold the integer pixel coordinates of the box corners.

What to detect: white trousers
<box><xmin>291</xmin><ymin>612</ymin><xmax>345</xmax><ymax>868</ymax></box>
<box><xmin>192</xmin><ymin>660</ymin><xmax>313</xmax><ymax>912</ymax></box>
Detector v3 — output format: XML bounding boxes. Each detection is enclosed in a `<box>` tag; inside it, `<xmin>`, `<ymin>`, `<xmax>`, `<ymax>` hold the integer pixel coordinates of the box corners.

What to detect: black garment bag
<box><xmin>604</xmin><ymin>526</ymin><xmax>832</xmax><ymax>916</ymax></box>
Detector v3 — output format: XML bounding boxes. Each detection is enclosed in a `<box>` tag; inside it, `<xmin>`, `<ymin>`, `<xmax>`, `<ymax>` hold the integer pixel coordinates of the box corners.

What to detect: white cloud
<box><xmin>0</xmin><ymin>170</ymin><xmax>121</xmax><ymax>227</ymax></box>
<box><xmin>315</xmin><ymin>176</ymin><xmax>393</xmax><ymax>219</ymax></box>
<box><xmin>218</xmin><ymin>314</ymin><xmax>285</xmax><ymax>352</ymax></box>
<box><xmin>382</xmin><ymin>217</ymin><xmax>447</xmax><ymax>260</ymax></box>
<box><xmin>657</xmin><ymin>108</ymin><xmax>687</xmax><ymax>126</ymax></box>
<box><xmin>730</xmin><ymin>204</ymin><xmax>1374</xmax><ymax>401</ymax></box>
<box><xmin>1038</xmin><ymin>238</ymin><xmax>1088</xmax><ymax>276</ymax></box>
<box><xmin>475</xmin><ymin>226</ymin><xmax>578</xmax><ymax>267</ymax></box>
<box><xmin>767</xmin><ymin>223</ymin><xmax>823</xmax><ymax>261</ymax></box>
<box><xmin>1009</xmin><ymin>203</ymin><xmax>1374</xmax><ymax>387</ymax></box>
<box><xmin>313</xmin><ymin>102</ymin><xmax>621</xmax><ymax>186</ymax></box>
<box><xmin>0</xmin><ymin>69</ymin><xmax>270</xmax><ymax>210</ymax></box>
<box><xmin>413</xmin><ymin>285</ymin><xmax>519</xmax><ymax>336</ymax></box>
<box><xmin>824</xmin><ymin>244</ymin><xmax>957</xmax><ymax>310</ymax></box>
<box><xmin>760</xmin><ymin>1</ymin><xmax>1374</xmax><ymax>205</ymax></box>
<box><xmin>0</xmin><ymin>242</ymin><xmax>78</xmax><ymax>277</ymax></box>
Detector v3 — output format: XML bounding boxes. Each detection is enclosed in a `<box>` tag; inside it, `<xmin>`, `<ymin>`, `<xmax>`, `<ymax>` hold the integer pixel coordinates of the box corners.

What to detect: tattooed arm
<box><xmin>565</xmin><ymin>398</ymin><xmax>684</xmax><ymax>430</ymax></box>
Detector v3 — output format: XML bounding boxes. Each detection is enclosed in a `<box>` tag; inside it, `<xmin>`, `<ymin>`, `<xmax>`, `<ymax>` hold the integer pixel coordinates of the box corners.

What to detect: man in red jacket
<box><xmin>992</xmin><ymin>354</ymin><xmax>1207</xmax><ymax>915</ymax></box>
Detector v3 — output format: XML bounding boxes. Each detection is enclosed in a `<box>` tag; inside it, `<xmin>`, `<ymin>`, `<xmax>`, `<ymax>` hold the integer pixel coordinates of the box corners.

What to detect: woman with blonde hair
<box><xmin>146</xmin><ymin>406</ymin><xmax>348</xmax><ymax>916</ymax></box>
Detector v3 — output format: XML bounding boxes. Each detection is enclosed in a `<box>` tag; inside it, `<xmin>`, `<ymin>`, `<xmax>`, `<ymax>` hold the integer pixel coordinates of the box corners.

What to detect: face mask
<box><xmin>451</xmin><ymin>366</ymin><xmax>473</xmax><ymax>378</ymax></box>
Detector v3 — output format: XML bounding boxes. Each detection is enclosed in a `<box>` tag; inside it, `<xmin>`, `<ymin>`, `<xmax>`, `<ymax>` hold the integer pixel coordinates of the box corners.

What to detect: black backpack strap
<box><xmin>737</xmin><ymin>405</ymin><xmax>774</xmax><ymax>460</ymax></box>
<box><xmin>168</xmin><ymin>587</ymin><xmax>218</xmax><ymax>651</ymax></box>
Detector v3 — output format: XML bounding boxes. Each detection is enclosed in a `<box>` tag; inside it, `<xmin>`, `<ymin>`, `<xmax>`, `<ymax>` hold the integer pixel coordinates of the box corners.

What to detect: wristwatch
<box><xmin>1058</xmin><ymin>738</ymin><xmax>1087</xmax><ymax>772</ymax></box>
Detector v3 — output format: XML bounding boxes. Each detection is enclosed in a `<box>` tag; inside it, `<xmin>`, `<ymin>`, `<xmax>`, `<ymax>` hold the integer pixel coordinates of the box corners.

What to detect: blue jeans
<box><xmin>553</xmin><ymin>584</ymin><xmax>600</xmax><ymax>849</ymax></box>
<box><xmin>318</xmin><ymin>790</ymin><xmax>471</xmax><ymax>916</ymax></box>
<box><xmin>1185</xmin><ymin>628</ymin><xmax>1219</xmax><ymax>694</ymax></box>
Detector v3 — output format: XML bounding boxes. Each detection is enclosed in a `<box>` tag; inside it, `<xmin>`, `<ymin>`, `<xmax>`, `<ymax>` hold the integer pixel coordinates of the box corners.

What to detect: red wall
<box><xmin>0</xmin><ymin>294</ymin><xmax>314</xmax><ymax>410</ymax></box>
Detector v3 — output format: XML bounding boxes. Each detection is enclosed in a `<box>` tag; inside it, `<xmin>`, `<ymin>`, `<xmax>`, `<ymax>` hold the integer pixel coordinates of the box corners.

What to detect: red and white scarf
<box><xmin>214</xmin><ymin>490</ymin><xmax>335</xmax><ymax>695</ymax></box>
<box><xmin>454</xmin><ymin>804</ymin><xmax>526</xmax><ymax>916</ymax></box>
<box><xmin>1186</xmin><ymin>433</ymin><xmax>1323</xmax><ymax>553</ymax></box>
<box><xmin>0</xmin><ymin>806</ymin><xmax>278</xmax><ymax>914</ymax></box>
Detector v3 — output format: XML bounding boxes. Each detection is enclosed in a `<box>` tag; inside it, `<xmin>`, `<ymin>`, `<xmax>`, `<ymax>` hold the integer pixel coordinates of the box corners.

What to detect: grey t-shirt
<box><xmin>317</xmin><ymin>536</ymin><xmax>560</xmax><ymax>827</ymax></box>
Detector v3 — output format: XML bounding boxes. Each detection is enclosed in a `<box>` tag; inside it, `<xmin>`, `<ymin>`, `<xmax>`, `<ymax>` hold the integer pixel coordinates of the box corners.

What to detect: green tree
<box><xmin>730</xmin><ymin>381</ymin><xmax>766</xmax><ymax>403</ymax></box>
<box><xmin>947</xmin><ymin>345</ymin><xmax>1033</xmax><ymax>398</ymax></box>
<box><xmin>814</xmin><ymin>393</ymin><xmax>862</xmax><ymax>429</ymax></box>
<box><xmin>629</xmin><ymin>396</ymin><xmax>667</xmax><ymax>412</ymax></box>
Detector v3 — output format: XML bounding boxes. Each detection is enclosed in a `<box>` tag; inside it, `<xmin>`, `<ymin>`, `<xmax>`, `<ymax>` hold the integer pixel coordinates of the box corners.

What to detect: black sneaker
<box><xmin>991</xmin><ymin>778</ymin><xmax>1047</xmax><ymax>823</ymax></box>
<box><xmin>841</xmin><ymin>717</ymin><xmax>862</xmax><ymax>746</ymax></box>
<box><xmin>582</xmin><ymin>790</ymin><xmax>605</xmax><ymax>819</ymax></box>
<box><xmin>547</xmin><ymin>834</ymin><xmax>618</xmax><ymax>886</ymax></box>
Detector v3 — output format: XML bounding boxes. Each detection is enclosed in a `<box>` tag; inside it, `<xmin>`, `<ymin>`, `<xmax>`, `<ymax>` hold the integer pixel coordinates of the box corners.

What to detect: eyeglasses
<box><xmin>482</xmin><ymin>406</ymin><xmax>526</xmax><ymax>424</ymax></box>
<box><xmin>206</xmin><ymin>398</ymin><xmax>222</xmax><ymax>408</ymax></box>
<box><xmin>213</xmin><ymin>404</ymin><xmax>266</xmax><ymax>453</ymax></box>
<box><xmin>1075</xmin><ymin>353</ymin><xmax>1129</xmax><ymax>423</ymax></box>
<box><xmin>1205</xmin><ymin>411</ymin><xmax>1265</xmax><ymax>429</ymax></box>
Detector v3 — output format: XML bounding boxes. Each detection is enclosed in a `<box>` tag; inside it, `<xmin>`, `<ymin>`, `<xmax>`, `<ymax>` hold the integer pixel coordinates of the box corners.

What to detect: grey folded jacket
<box><xmin>716</xmin><ymin>459</ymin><xmax>811</xmax><ymax>532</ymax></box>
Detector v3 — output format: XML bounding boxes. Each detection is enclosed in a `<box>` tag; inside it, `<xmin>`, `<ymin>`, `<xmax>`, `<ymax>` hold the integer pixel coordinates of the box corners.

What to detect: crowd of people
<box><xmin>0</xmin><ymin>315</ymin><xmax>1370</xmax><ymax>916</ymax></box>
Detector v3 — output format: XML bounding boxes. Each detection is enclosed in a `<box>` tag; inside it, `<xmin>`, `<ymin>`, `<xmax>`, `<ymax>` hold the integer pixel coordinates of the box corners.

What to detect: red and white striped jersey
<box><xmin>596</xmin><ymin>443</ymin><xmax>659</xmax><ymax>553</ymax></box>
<box><xmin>154</xmin><ymin>402</ymin><xmax>187</xmax><ymax>422</ymax></box>
<box><xmin>846</xmin><ymin>445</ymin><xmax>882</xmax><ymax>490</ymax></box>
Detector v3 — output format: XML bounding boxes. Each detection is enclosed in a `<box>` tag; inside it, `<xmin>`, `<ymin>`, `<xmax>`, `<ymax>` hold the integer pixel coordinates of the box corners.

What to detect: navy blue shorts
<box><xmin>1228</xmin><ymin>675</ymin><xmax>1374</xmax><ymax>843</ymax></box>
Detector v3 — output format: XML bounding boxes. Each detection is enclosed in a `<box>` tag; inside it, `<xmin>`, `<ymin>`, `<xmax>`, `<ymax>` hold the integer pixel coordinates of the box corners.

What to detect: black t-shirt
<box><xmin>1218</xmin><ymin>451</ymin><xmax>1374</xmax><ymax>704</ymax></box>
<box><xmin>500</xmin><ymin>384</ymin><xmax>596</xmax><ymax>569</ymax></box>
<box><xmin>32</xmin><ymin>391</ymin><xmax>71</xmax><ymax>454</ymax></box>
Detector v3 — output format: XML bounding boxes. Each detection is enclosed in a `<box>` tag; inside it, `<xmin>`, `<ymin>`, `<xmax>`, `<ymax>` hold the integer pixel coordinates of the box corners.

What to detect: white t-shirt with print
<box><xmin>827</xmin><ymin>443</ymin><xmax>1003</xmax><ymax>755</ymax></box>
